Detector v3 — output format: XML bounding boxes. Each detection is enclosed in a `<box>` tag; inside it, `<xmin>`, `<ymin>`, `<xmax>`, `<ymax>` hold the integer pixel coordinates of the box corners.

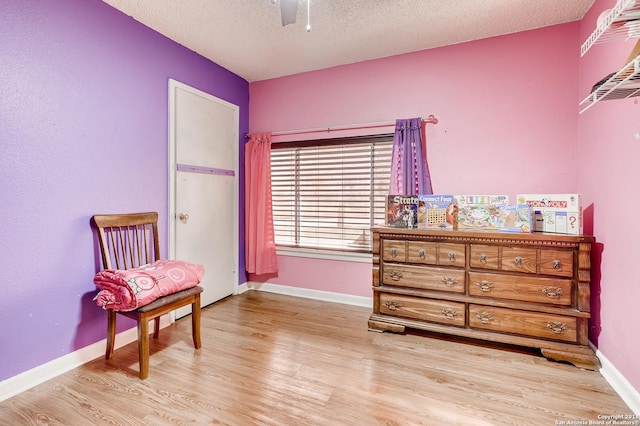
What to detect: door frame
<box><xmin>167</xmin><ymin>78</ymin><xmax>240</xmax><ymax>296</ymax></box>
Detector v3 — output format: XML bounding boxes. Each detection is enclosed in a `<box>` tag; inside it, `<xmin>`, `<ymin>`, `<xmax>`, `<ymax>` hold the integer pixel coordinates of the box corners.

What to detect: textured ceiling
<box><xmin>102</xmin><ymin>0</ymin><xmax>596</xmax><ymax>82</ymax></box>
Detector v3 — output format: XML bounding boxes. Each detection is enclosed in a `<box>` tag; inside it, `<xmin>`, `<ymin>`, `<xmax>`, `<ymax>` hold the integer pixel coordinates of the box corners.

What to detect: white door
<box><xmin>168</xmin><ymin>79</ymin><xmax>238</xmax><ymax>315</ymax></box>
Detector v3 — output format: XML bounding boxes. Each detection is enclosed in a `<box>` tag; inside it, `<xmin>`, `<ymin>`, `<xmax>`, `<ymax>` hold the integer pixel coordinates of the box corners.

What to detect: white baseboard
<box><xmin>245</xmin><ymin>281</ymin><xmax>372</xmax><ymax>308</ymax></box>
<box><xmin>236</xmin><ymin>281</ymin><xmax>250</xmax><ymax>294</ymax></box>
<box><xmin>594</xmin><ymin>344</ymin><xmax>640</xmax><ymax>415</ymax></box>
<box><xmin>0</xmin><ymin>316</ymin><xmax>171</xmax><ymax>402</ymax></box>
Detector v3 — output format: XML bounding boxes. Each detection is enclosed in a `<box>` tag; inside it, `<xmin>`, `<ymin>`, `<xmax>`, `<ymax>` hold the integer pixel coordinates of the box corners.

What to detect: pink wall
<box><xmin>249</xmin><ymin>23</ymin><xmax>581</xmax><ymax>297</ymax></box>
<box><xmin>250</xmin><ymin>13</ymin><xmax>640</xmax><ymax>396</ymax></box>
<box><xmin>579</xmin><ymin>0</ymin><xmax>640</xmax><ymax>395</ymax></box>
<box><xmin>262</xmin><ymin>256</ymin><xmax>374</xmax><ymax>297</ymax></box>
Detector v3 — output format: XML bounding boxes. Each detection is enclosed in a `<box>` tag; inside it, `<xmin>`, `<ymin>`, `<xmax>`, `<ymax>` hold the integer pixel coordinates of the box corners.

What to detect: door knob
<box><xmin>179</xmin><ymin>212</ymin><xmax>189</xmax><ymax>223</ymax></box>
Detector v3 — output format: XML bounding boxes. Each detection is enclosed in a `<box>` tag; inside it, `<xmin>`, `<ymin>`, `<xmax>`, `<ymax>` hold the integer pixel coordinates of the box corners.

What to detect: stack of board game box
<box><xmin>387</xmin><ymin>193</ymin><xmax>582</xmax><ymax>234</ymax></box>
<box><xmin>387</xmin><ymin>194</ymin><xmax>533</xmax><ymax>233</ymax></box>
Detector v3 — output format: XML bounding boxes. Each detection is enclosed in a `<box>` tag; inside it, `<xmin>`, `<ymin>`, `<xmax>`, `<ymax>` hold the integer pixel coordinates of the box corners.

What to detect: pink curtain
<box><xmin>245</xmin><ymin>132</ymin><xmax>278</xmax><ymax>275</ymax></box>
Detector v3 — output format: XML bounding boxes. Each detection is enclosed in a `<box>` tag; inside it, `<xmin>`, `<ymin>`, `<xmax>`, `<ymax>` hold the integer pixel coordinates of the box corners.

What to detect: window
<box><xmin>270</xmin><ymin>135</ymin><xmax>393</xmax><ymax>253</ymax></box>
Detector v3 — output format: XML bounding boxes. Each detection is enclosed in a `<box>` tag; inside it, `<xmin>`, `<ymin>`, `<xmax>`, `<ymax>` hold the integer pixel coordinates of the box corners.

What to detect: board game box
<box><xmin>457</xmin><ymin>204</ymin><xmax>501</xmax><ymax>230</ymax></box>
<box><xmin>497</xmin><ymin>204</ymin><xmax>533</xmax><ymax>233</ymax></box>
<box><xmin>454</xmin><ymin>194</ymin><xmax>509</xmax><ymax>208</ymax></box>
<box><xmin>417</xmin><ymin>194</ymin><xmax>457</xmax><ymax>229</ymax></box>
<box><xmin>516</xmin><ymin>194</ymin><xmax>582</xmax><ymax>235</ymax></box>
<box><xmin>387</xmin><ymin>195</ymin><xmax>419</xmax><ymax>228</ymax></box>
<box><xmin>454</xmin><ymin>194</ymin><xmax>509</xmax><ymax>230</ymax></box>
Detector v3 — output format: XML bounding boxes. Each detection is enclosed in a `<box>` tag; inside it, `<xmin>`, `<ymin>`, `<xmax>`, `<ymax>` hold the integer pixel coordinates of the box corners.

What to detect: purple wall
<box><xmin>0</xmin><ymin>0</ymin><xmax>248</xmax><ymax>381</ymax></box>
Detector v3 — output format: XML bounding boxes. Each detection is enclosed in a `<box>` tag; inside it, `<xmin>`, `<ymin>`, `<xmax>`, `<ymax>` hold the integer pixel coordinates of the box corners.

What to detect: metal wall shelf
<box><xmin>581</xmin><ymin>0</ymin><xmax>640</xmax><ymax>56</ymax></box>
<box><xmin>580</xmin><ymin>0</ymin><xmax>640</xmax><ymax>113</ymax></box>
<box><xmin>580</xmin><ymin>56</ymin><xmax>640</xmax><ymax>113</ymax></box>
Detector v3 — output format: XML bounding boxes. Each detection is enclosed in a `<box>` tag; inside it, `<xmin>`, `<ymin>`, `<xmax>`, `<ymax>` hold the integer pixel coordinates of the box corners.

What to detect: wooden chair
<box><xmin>92</xmin><ymin>212</ymin><xmax>202</xmax><ymax>379</ymax></box>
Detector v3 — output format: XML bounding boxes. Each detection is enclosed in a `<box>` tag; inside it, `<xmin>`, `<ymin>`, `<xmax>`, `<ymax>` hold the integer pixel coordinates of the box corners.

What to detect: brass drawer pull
<box><xmin>542</xmin><ymin>286</ymin><xmax>563</xmax><ymax>298</ymax></box>
<box><xmin>448</xmin><ymin>251</ymin><xmax>456</xmax><ymax>262</ymax></box>
<box><xmin>475</xmin><ymin>280</ymin><xmax>494</xmax><ymax>292</ymax></box>
<box><xmin>553</xmin><ymin>260</ymin><xmax>561</xmax><ymax>270</ymax></box>
<box><xmin>547</xmin><ymin>321</ymin><xmax>567</xmax><ymax>334</ymax></box>
<box><xmin>514</xmin><ymin>256</ymin><xmax>523</xmax><ymax>267</ymax></box>
<box><xmin>390</xmin><ymin>247</ymin><xmax>398</xmax><ymax>258</ymax></box>
<box><xmin>476</xmin><ymin>311</ymin><xmax>493</xmax><ymax>324</ymax></box>
<box><xmin>442</xmin><ymin>276</ymin><xmax>458</xmax><ymax>287</ymax></box>
<box><xmin>384</xmin><ymin>301</ymin><xmax>400</xmax><ymax>311</ymax></box>
<box><xmin>442</xmin><ymin>308</ymin><xmax>458</xmax><ymax>318</ymax></box>
<box><xmin>386</xmin><ymin>270</ymin><xmax>403</xmax><ymax>281</ymax></box>
<box><xmin>479</xmin><ymin>253</ymin><xmax>487</xmax><ymax>264</ymax></box>
<box><xmin>418</xmin><ymin>248</ymin><xmax>426</xmax><ymax>259</ymax></box>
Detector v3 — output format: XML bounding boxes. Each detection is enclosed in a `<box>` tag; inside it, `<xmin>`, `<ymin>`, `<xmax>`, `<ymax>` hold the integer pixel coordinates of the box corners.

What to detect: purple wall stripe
<box><xmin>177</xmin><ymin>164</ymin><xmax>236</xmax><ymax>177</ymax></box>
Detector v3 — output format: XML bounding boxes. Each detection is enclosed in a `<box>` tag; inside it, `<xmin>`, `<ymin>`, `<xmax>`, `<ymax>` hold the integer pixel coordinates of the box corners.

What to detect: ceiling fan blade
<box><xmin>280</xmin><ymin>0</ymin><xmax>298</xmax><ymax>26</ymax></box>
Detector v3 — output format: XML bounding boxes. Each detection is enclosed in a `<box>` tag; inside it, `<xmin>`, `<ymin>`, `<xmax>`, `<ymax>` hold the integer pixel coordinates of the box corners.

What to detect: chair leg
<box><xmin>152</xmin><ymin>317</ymin><xmax>160</xmax><ymax>339</ymax></box>
<box><xmin>106</xmin><ymin>309</ymin><xmax>116</xmax><ymax>360</ymax></box>
<box><xmin>138</xmin><ymin>317</ymin><xmax>150</xmax><ymax>380</ymax></box>
<box><xmin>192</xmin><ymin>295</ymin><xmax>202</xmax><ymax>349</ymax></box>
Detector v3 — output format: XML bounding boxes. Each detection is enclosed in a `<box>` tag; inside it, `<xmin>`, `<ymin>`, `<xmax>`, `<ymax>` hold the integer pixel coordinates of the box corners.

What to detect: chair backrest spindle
<box><xmin>141</xmin><ymin>225</ymin><xmax>149</xmax><ymax>266</ymax></box>
<box><xmin>92</xmin><ymin>212</ymin><xmax>160</xmax><ymax>271</ymax></box>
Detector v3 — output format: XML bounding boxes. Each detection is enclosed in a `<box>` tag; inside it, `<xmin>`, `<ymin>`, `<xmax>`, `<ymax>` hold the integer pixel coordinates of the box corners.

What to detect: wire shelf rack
<box><xmin>580</xmin><ymin>55</ymin><xmax>640</xmax><ymax>113</ymax></box>
<box><xmin>581</xmin><ymin>0</ymin><xmax>640</xmax><ymax>56</ymax></box>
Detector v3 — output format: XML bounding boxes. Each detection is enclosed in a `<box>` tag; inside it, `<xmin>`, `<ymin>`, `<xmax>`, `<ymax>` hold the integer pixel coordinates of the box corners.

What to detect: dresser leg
<box><xmin>540</xmin><ymin>347</ymin><xmax>600</xmax><ymax>370</ymax></box>
<box><xmin>368</xmin><ymin>319</ymin><xmax>406</xmax><ymax>333</ymax></box>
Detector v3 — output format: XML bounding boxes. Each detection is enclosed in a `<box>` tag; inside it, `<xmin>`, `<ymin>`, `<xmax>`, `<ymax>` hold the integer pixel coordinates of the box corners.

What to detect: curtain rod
<box><xmin>245</xmin><ymin>114</ymin><xmax>438</xmax><ymax>139</ymax></box>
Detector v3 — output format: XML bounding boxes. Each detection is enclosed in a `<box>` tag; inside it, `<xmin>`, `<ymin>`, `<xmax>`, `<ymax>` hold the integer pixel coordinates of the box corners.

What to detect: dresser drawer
<box><xmin>501</xmin><ymin>247</ymin><xmax>537</xmax><ymax>274</ymax></box>
<box><xmin>437</xmin><ymin>243</ymin><xmax>466</xmax><ymax>267</ymax></box>
<box><xmin>469</xmin><ymin>304</ymin><xmax>577</xmax><ymax>343</ymax></box>
<box><xmin>468</xmin><ymin>272</ymin><xmax>572</xmax><ymax>306</ymax></box>
<box><xmin>469</xmin><ymin>244</ymin><xmax>499</xmax><ymax>270</ymax></box>
<box><xmin>382</xmin><ymin>240</ymin><xmax>406</xmax><ymax>262</ymax></box>
<box><xmin>470</xmin><ymin>245</ymin><xmax>574</xmax><ymax>278</ymax></box>
<box><xmin>380</xmin><ymin>293</ymin><xmax>465</xmax><ymax>326</ymax></box>
<box><xmin>407</xmin><ymin>241</ymin><xmax>437</xmax><ymax>264</ymax></box>
<box><xmin>382</xmin><ymin>263</ymin><xmax>465</xmax><ymax>293</ymax></box>
<box><xmin>539</xmin><ymin>249</ymin><xmax>573</xmax><ymax>277</ymax></box>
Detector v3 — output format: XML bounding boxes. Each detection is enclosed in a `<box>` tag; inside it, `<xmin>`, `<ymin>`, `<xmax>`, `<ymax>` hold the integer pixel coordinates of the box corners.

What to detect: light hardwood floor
<box><xmin>0</xmin><ymin>291</ymin><xmax>633</xmax><ymax>425</ymax></box>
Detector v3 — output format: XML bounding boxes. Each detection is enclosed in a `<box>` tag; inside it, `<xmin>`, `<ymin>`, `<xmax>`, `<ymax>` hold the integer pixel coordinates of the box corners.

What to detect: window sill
<box><xmin>276</xmin><ymin>246</ymin><xmax>373</xmax><ymax>263</ymax></box>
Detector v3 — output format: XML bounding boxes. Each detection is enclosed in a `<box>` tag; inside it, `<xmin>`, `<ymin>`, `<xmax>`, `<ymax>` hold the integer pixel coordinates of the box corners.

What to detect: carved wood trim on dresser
<box><xmin>369</xmin><ymin>226</ymin><xmax>599</xmax><ymax>370</ymax></box>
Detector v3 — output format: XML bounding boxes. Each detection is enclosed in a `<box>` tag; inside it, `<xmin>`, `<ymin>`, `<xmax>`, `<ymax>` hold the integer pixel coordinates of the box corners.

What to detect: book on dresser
<box><xmin>368</xmin><ymin>226</ymin><xmax>598</xmax><ymax>370</ymax></box>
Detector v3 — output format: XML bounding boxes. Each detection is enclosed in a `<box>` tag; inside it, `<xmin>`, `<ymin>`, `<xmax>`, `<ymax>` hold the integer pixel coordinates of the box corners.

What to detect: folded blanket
<box><xmin>93</xmin><ymin>259</ymin><xmax>205</xmax><ymax>311</ymax></box>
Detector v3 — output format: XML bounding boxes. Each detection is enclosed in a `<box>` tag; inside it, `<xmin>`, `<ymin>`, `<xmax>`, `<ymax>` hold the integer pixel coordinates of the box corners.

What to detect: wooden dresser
<box><xmin>369</xmin><ymin>226</ymin><xmax>598</xmax><ymax>370</ymax></box>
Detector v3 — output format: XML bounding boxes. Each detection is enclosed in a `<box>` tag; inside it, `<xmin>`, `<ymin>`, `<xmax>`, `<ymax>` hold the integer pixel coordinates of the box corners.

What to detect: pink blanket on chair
<box><xmin>93</xmin><ymin>259</ymin><xmax>205</xmax><ymax>311</ymax></box>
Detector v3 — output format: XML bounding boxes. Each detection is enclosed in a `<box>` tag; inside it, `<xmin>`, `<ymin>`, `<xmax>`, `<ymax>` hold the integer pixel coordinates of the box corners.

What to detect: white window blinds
<box><xmin>270</xmin><ymin>135</ymin><xmax>393</xmax><ymax>252</ymax></box>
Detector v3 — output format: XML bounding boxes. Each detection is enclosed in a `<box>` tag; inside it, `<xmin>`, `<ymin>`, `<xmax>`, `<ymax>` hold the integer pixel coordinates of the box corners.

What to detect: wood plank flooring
<box><xmin>0</xmin><ymin>291</ymin><xmax>633</xmax><ymax>425</ymax></box>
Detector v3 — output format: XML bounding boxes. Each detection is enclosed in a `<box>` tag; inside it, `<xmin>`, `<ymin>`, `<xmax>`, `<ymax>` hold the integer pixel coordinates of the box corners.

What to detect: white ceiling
<box><xmin>103</xmin><ymin>0</ymin><xmax>596</xmax><ymax>82</ymax></box>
